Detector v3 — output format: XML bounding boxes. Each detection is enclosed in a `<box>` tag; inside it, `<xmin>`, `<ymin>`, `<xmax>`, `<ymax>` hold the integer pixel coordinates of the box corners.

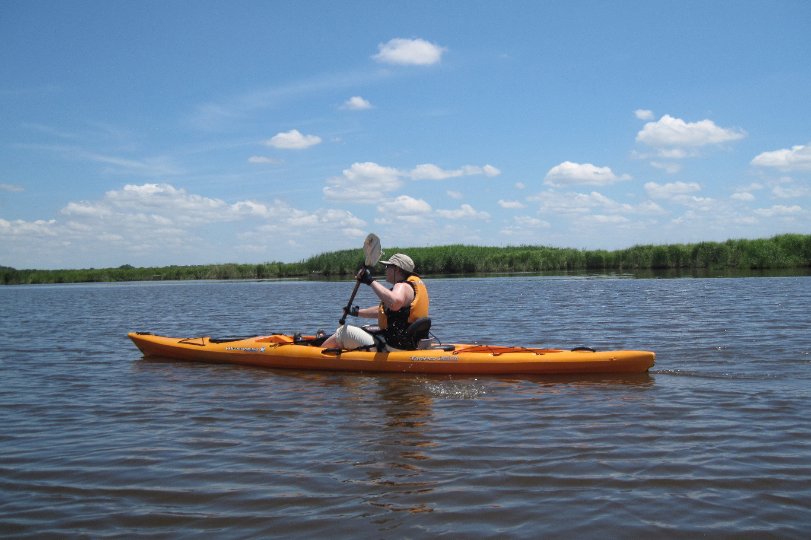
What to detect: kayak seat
<box><xmin>361</xmin><ymin>319</ymin><xmax>432</xmax><ymax>350</ymax></box>
<box><xmin>406</xmin><ymin>317</ymin><xmax>434</xmax><ymax>350</ymax></box>
<box><xmin>406</xmin><ymin>318</ymin><xmax>456</xmax><ymax>351</ymax></box>
<box><xmin>349</xmin><ymin>318</ymin><xmax>451</xmax><ymax>352</ymax></box>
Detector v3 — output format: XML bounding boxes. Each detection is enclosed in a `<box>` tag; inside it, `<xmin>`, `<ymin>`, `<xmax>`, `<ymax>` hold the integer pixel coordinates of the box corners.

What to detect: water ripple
<box><xmin>2</xmin><ymin>276</ymin><xmax>811</xmax><ymax>538</ymax></box>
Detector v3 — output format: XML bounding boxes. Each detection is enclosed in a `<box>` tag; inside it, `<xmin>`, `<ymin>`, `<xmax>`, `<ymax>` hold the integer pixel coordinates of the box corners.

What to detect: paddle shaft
<box><xmin>339</xmin><ymin>267</ymin><xmax>365</xmax><ymax>325</ymax></box>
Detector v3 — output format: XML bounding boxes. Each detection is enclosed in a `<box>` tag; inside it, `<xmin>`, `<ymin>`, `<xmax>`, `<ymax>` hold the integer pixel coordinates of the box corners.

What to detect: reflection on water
<box><xmin>1</xmin><ymin>276</ymin><xmax>811</xmax><ymax>537</ymax></box>
<box><xmin>363</xmin><ymin>378</ymin><xmax>437</xmax><ymax>516</ymax></box>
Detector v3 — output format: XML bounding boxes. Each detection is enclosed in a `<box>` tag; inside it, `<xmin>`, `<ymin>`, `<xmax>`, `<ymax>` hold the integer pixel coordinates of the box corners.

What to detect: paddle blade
<box><xmin>363</xmin><ymin>233</ymin><xmax>382</xmax><ymax>267</ymax></box>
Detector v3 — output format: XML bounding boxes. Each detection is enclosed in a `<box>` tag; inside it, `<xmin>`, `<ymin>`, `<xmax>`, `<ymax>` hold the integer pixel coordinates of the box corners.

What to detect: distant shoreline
<box><xmin>3</xmin><ymin>233</ymin><xmax>810</xmax><ymax>285</ymax></box>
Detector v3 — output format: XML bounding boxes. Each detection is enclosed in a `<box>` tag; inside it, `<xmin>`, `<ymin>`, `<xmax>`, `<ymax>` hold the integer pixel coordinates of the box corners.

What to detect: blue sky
<box><xmin>2</xmin><ymin>0</ymin><xmax>810</xmax><ymax>269</ymax></box>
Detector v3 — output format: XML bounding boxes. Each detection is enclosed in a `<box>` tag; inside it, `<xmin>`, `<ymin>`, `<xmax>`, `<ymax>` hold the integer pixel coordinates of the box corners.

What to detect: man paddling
<box><xmin>322</xmin><ymin>253</ymin><xmax>429</xmax><ymax>351</ymax></box>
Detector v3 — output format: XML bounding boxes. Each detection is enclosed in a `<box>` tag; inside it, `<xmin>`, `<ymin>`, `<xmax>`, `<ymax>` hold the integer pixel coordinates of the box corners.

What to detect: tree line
<box><xmin>2</xmin><ymin>233</ymin><xmax>810</xmax><ymax>285</ymax></box>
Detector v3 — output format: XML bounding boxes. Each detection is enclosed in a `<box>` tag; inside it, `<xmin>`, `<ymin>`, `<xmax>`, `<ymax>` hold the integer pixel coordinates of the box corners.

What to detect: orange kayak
<box><xmin>128</xmin><ymin>332</ymin><xmax>655</xmax><ymax>375</ymax></box>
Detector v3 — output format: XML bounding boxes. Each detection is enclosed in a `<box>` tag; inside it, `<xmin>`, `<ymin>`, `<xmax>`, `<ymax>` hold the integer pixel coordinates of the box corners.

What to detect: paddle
<box><xmin>339</xmin><ymin>233</ymin><xmax>382</xmax><ymax>325</ymax></box>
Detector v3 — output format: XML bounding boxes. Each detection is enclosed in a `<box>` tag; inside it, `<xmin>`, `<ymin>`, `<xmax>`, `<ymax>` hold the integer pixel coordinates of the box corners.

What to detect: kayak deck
<box><xmin>128</xmin><ymin>332</ymin><xmax>655</xmax><ymax>375</ymax></box>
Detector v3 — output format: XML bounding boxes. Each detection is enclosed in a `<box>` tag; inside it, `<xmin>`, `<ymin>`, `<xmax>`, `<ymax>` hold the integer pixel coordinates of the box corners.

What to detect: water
<box><xmin>1</xmin><ymin>276</ymin><xmax>810</xmax><ymax>538</ymax></box>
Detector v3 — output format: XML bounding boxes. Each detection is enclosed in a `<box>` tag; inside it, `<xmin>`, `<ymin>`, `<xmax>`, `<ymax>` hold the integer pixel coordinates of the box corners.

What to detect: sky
<box><xmin>1</xmin><ymin>0</ymin><xmax>810</xmax><ymax>269</ymax></box>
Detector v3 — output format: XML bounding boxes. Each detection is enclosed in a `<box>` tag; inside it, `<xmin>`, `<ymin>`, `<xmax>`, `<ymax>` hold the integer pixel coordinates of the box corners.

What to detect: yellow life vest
<box><xmin>377</xmin><ymin>275</ymin><xmax>429</xmax><ymax>330</ymax></box>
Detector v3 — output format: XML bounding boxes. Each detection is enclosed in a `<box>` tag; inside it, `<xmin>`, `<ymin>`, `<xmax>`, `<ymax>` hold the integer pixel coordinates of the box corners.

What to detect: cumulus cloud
<box><xmin>101</xmin><ymin>183</ymin><xmax>229</xmax><ymax>225</ymax></box>
<box><xmin>514</xmin><ymin>216</ymin><xmax>548</xmax><ymax>227</ymax></box>
<box><xmin>636</xmin><ymin>114</ymin><xmax>746</xmax><ymax>150</ymax></box>
<box><xmin>772</xmin><ymin>183</ymin><xmax>811</xmax><ymax>199</ymax></box>
<box><xmin>436</xmin><ymin>204</ymin><xmax>490</xmax><ymax>220</ymax></box>
<box><xmin>248</xmin><ymin>156</ymin><xmax>281</xmax><ymax>164</ymax></box>
<box><xmin>591</xmin><ymin>214</ymin><xmax>631</xmax><ymax>224</ymax></box>
<box><xmin>731</xmin><ymin>191</ymin><xmax>756</xmax><ymax>202</ymax></box>
<box><xmin>323</xmin><ymin>161</ymin><xmax>499</xmax><ymax>201</ymax></box>
<box><xmin>635</xmin><ymin>109</ymin><xmax>655</xmax><ymax>120</ymax></box>
<box><xmin>481</xmin><ymin>165</ymin><xmax>500</xmax><ymax>177</ymax></box>
<box><xmin>323</xmin><ymin>162</ymin><xmax>404</xmax><ymax>202</ymax></box>
<box><xmin>2</xmin><ymin>182</ymin><xmax>369</xmax><ymax>267</ymax></box>
<box><xmin>501</xmin><ymin>215</ymin><xmax>551</xmax><ymax>236</ymax></box>
<box><xmin>532</xmin><ymin>190</ymin><xmax>664</xmax><ymax>217</ymax></box>
<box><xmin>754</xmin><ymin>205</ymin><xmax>802</xmax><ymax>217</ymax></box>
<box><xmin>373</xmin><ymin>38</ymin><xmax>446</xmax><ymax>65</ymax></box>
<box><xmin>62</xmin><ymin>200</ymin><xmax>113</xmax><ymax>218</ymax></box>
<box><xmin>265</xmin><ymin>129</ymin><xmax>322</xmax><ymax>149</ymax></box>
<box><xmin>498</xmin><ymin>200</ymin><xmax>526</xmax><ymax>209</ymax></box>
<box><xmin>341</xmin><ymin>96</ymin><xmax>373</xmax><ymax>110</ymax></box>
<box><xmin>644</xmin><ymin>181</ymin><xmax>702</xmax><ymax>199</ymax></box>
<box><xmin>410</xmin><ymin>163</ymin><xmax>500</xmax><ymax>180</ymax></box>
<box><xmin>0</xmin><ymin>218</ymin><xmax>58</xmax><ymax>237</ymax></box>
<box><xmin>751</xmin><ymin>144</ymin><xmax>811</xmax><ymax>171</ymax></box>
<box><xmin>650</xmin><ymin>161</ymin><xmax>682</xmax><ymax>174</ymax></box>
<box><xmin>544</xmin><ymin>161</ymin><xmax>630</xmax><ymax>187</ymax></box>
<box><xmin>378</xmin><ymin>195</ymin><xmax>432</xmax><ymax>216</ymax></box>
<box><xmin>643</xmin><ymin>181</ymin><xmax>714</xmax><ymax>211</ymax></box>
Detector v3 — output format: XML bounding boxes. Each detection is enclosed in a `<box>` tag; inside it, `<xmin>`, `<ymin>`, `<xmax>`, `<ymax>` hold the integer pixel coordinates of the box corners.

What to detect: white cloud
<box><xmin>499</xmin><ymin>216</ymin><xmax>552</xmax><ymax>237</ymax></box>
<box><xmin>0</xmin><ymin>218</ymin><xmax>58</xmax><ymax>237</ymax></box>
<box><xmin>265</xmin><ymin>129</ymin><xmax>322</xmax><ymax>150</ymax></box>
<box><xmin>1</xmin><ymin>183</ymin><xmax>24</xmax><ymax>192</ymax></box>
<box><xmin>323</xmin><ymin>162</ymin><xmax>404</xmax><ymax>202</ymax></box>
<box><xmin>2</xmin><ymin>182</ymin><xmax>370</xmax><ymax>267</ymax></box>
<box><xmin>591</xmin><ymin>214</ymin><xmax>631</xmax><ymax>224</ymax></box>
<box><xmin>446</xmin><ymin>190</ymin><xmax>463</xmax><ymax>199</ymax></box>
<box><xmin>754</xmin><ymin>205</ymin><xmax>802</xmax><ymax>217</ymax></box>
<box><xmin>635</xmin><ymin>109</ymin><xmax>654</xmax><ymax>120</ymax></box>
<box><xmin>322</xmin><ymin>161</ymin><xmax>500</xmax><ymax>201</ymax></box>
<box><xmin>501</xmin><ymin>215</ymin><xmax>551</xmax><ymax>235</ymax></box>
<box><xmin>378</xmin><ymin>195</ymin><xmax>432</xmax><ymax>216</ymax></box>
<box><xmin>373</xmin><ymin>38</ymin><xmax>446</xmax><ymax>66</ymax></box>
<box><xmin>436</xmin><ymin>204</ymin><xmax>490</xmax><ymax>220</ymax></box>
<box><xmin>410</xmin><ymin>164</ymin><xmax>456</xmax><ymax>180</ymax></box>
<box><xmin>751</xmin><ymin>144</ymin><xmax>811</xmax><ymax>171</ymax></box>
<box><xmin>514</xmin><ymin>216</ymin><xmax>548</xmax><ymax>227</ymax></box>
<box><xmin>532</xmin><ymin>190</ymin><xmax>664</xmax><ymax>217</ymax></box>
<box><xmin>544</xmin><ymin>161</ymin><xmax>630</xmax><ymax>187</ymax></box>
<box><xmin>481</xmin><ymin>165</ymin><xmax>501</xmax><ymax>177</ymax></box>
<box><xmin>644</xmin><ymin>181</ymin><xmax>702</xmax><ymax>199</ymax></box>
<box><xmin>231</xmin><ymin>200</ymin><xmax>273</xmax><ymax>218</ymax></box>
<box><xmin>341</xmin><ymin>96</ymin><xmax>373</xmax><ymax>110</ymax></box>
<box><xmin>248</xmin><ymin>156</ymin><xmax>281</xmax><ymax>164</ymax></box>
<box><xmin>636</xmin><ymin>114</ymin><xmax>746</xmax><ymax>149</ymax></box>
<box><xmin>62</xmin><ymin>200</ymin><xmax>113</xmax><ymax>218</ymax></box>
<box><xmin>656</xmin><ymin>148</ymin><xmax>689</xmax><ymax>159</ymax></box>
<box><xmin>772</xmin><ymin>184</ymin><xmax>811</xmax><ymax>199</ymax></box>
<box><xmin>650</xmin><ymin>161</ymin><xmax>682</xmax><ymax>174</ymax></box>
<box><xmin>642</xmin><ymin>182</ymin><xmax>718</xmax><ymax>212</ymax></box>
<box><xmin>498</xmin><ymin>199</ymin><xmax>526</xmax><ymax>209</ymax></box>
<box><xmin>731</xmin><ymin>191</ymin><xmax>756</xmax><ymax>201</ymax></box>
<box><xmin>103</xmin><ymin>183</ymin><xmax>229</xmax><ymax>225</ymax></box>
<box><xmin>410</xmin><ymin>163</ymin><xmax>500</xmax><ymax>180</ymax></box>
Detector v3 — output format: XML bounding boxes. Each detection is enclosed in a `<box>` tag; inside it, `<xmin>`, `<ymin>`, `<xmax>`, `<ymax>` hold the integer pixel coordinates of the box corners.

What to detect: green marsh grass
<box><xmin>3</xmin><ymin>233</ymin><xmax>810</xmax><ymax>285</ymax></box>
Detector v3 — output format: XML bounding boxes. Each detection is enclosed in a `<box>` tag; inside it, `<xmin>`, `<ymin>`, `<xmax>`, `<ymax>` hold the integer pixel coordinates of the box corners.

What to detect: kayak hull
<box><xmin>128</xmin><ymin>332</ymin><xmax>655</xmax><ymax>375</ymax></box>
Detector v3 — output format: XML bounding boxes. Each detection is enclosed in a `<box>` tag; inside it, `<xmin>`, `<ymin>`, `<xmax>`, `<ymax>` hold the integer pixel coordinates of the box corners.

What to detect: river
<box><xmin>1</xmin><ymin>275</ymin><xmax>810</xmax><ymax>538</ymax></box>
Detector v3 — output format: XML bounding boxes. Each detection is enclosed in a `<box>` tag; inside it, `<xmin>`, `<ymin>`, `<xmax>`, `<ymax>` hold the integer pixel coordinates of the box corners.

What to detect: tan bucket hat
<box><xmin>379</xmin><ymin>253</ymin><xmax>415</xmax><ymax>274</ymax></box>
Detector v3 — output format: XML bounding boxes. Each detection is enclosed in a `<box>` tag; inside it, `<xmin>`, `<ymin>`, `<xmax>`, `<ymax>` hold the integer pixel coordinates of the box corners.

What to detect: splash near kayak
<box><xmin>128</xmin><ymin>331</ymin><xmax>655</xmax><ymax>375</ymax></box>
